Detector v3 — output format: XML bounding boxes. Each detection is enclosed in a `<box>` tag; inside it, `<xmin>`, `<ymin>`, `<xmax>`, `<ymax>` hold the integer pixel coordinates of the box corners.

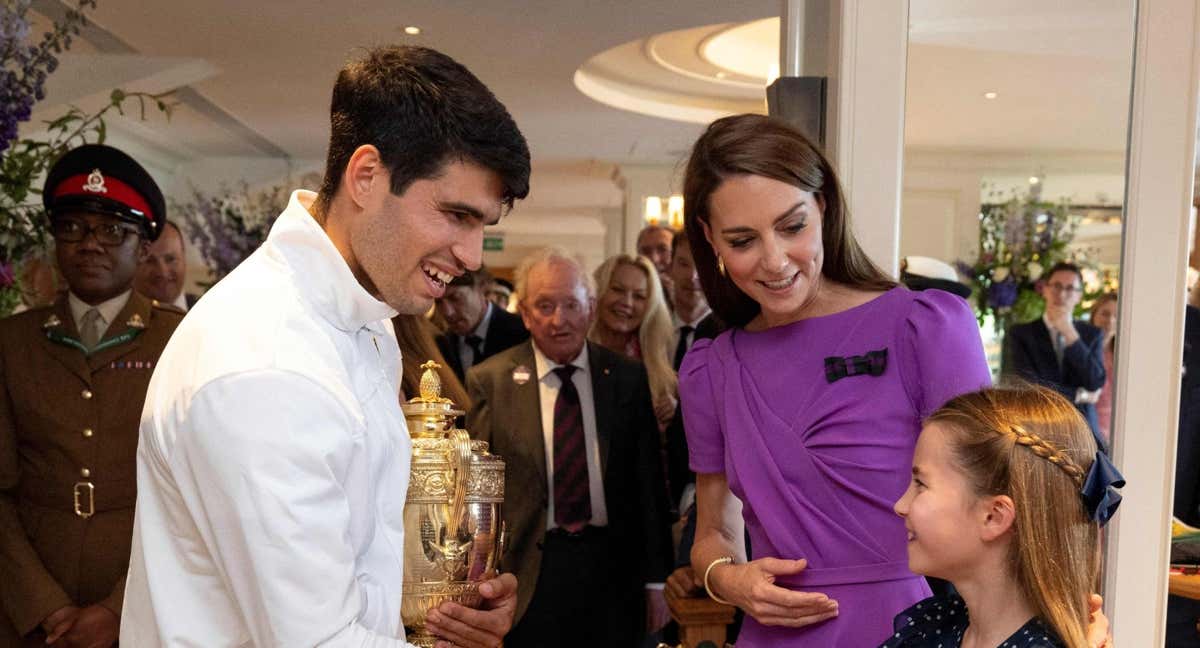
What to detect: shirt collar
<box><xmin>674</xmin><ymin>307</ymin><xmax>711</xmax><ymax>330</ymax></box>
<box><xmin>68</xmin><ymin>289</ymin><xmax>131</xmax><ymax>331</ymax></box>
<box><xmin>470</xmin><ymin>302</ymin><xmax>494</xmax><ymax>339</ymax></box>
<box><xmin>172</xmin><ymin>291</ymin><xmax>189</xmax><ymax>312</ymax></box>
<box><xmin>532</xmin><ymin>340</ymin><xmax>590</xmax><ymax>381</ymax></box>
<box><xmin>264</xmin><ymin>190</ymin><xmax>398</xmax><ymax>333</ymax></box>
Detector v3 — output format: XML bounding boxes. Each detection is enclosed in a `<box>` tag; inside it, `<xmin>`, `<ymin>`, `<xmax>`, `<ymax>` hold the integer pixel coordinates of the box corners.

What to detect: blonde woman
<box><xmin>590</xmin><ymin>254</ymin><xmax>678</xmax><ymax>430</ymax></box>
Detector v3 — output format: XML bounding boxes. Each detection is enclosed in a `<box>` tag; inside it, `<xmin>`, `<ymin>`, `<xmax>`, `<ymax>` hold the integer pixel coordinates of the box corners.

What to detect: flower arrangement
<box><xmin>176</xmin><ymin>183</ymin><xmax>288</xmax><ymax>283</ymax></box>
<box><xmin>957</xmin><ymin>186</ymin><xmax>1103</xmax><ymax>332</ymax></box>
<box><xmin>0</xmin><ymin>0</ymin><xmax>172</xmax><ymax>315</ymax></box>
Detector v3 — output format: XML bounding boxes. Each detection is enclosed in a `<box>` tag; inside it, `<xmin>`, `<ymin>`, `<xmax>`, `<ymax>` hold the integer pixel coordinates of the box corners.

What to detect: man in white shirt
<box><xmin>464</xmin><ymin>248</ymin><xmax>672</xmax><ymax>647</ymax></box>
<box><xmin>121</xmin><ymin>46</ymin><xmax>530</xmax><ymax>647</ymax></box>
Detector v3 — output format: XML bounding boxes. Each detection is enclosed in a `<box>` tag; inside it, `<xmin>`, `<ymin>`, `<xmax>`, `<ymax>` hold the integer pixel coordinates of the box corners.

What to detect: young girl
<box><xmin>884</xmin><ymin>385</ymin><xmax>1123</xmax><ymax>648</ymax></box>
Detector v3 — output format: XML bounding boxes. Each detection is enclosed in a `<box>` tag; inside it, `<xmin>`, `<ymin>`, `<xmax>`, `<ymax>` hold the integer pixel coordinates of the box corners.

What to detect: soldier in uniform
<box><xmin>0</xmin><ymin>144</ymin><xmax>182</xmax><ymax>647</ymax></box>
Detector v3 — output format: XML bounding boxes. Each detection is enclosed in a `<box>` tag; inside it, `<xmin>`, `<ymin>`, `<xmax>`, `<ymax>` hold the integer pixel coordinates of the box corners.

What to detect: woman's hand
<box><xmin>708</xmin><ymin>557</ymin><xmax>838</xmax><ymax>628</ymax></box>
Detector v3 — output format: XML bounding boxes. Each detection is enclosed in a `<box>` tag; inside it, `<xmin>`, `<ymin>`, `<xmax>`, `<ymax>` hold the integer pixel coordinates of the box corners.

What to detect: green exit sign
<box><xmin>483</xmin><ymin>236</ymin><xmax>504</xmax><ymax>251</ymax></box>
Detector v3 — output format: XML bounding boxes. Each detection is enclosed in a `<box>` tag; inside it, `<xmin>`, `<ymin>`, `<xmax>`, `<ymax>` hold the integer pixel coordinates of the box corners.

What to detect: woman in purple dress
<box><xmin>680</xmin><ymin>114</ymin><xmax>992</xmax><ymax>646</ymax></box>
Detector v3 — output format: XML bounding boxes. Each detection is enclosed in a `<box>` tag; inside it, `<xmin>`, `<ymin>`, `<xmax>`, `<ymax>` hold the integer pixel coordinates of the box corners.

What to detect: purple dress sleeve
<box><xmin>897</xmin><ymin>290</ymin><xmax>993</xmax><ymax>419</ymax></box>
<box><xmin>679</xmin><ymin>337</ymin><xmax>725</xmax><ymax>474</ymax></box>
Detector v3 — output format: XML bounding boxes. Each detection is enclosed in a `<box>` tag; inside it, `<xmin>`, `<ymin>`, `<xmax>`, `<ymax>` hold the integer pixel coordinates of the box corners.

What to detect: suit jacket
<box><xmin>0</xmin><ymin>293</ymin><xmax>182</xmax><ymax>643</ymax></box>
<box><xmin>1176</xmin><ymin>306</ymin><xmax>1200</xmax><ymax>525</ymax></box>
<box><xmin>1003</xmin><ymin>318</ymin><xmax>1107</xmax><ymax>448</ymax></box>
<box><xmin>465</xmin><ymin>341</ymin><xmax>672</xmax><ymax>625</ymax></box>
<box><xmin>436</xmin><ymin>305</ymin><xmax>529</xmax><ymax>381</ymax></box>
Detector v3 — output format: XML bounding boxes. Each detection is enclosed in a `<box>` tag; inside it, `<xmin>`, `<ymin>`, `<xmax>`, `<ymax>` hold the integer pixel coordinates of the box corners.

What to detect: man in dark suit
<box><xmin>466</xmin><ymin>248</ymin><xmax>672</xmax><ymax>648</ymax></box>
<box><xmin>1004</xmin><ymin>262</ymin><xmax>1107</xmax><ymax>448</ymax></box>
<box><xmin>0</xmin><ymin>144</ymin><xmax>183</xmax><ymax>647</ymax></box>
<box><xmin>435</xmin><ymin>268</ymin><xmax>528</xmax><ymax>381</ymax></box>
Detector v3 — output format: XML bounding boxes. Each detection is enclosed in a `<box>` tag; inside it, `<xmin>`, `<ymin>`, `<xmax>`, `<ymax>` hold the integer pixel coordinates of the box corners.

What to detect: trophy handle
<box><xmin>446</xmin><ymin>428</ymin><xmax>471</xmax><ymax>538</ymax></box>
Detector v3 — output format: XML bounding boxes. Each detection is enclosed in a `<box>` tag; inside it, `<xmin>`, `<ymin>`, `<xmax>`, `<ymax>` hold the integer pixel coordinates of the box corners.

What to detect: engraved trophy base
<box><xmin>403</xmin><ymin>581</ymin><xmax>484</xmax><ymax>648</ymax></box>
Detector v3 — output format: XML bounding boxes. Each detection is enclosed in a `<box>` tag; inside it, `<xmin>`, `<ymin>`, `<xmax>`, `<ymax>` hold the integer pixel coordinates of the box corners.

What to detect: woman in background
<box><xmin>590</xmin><ymin>254</ymin><xmax>677</xmax><ymax>430</ymax></box>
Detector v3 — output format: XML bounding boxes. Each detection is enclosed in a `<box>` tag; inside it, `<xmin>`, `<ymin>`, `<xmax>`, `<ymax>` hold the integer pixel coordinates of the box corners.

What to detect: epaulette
<box><xmin>150</xmin><ymin>299</ymin><xmax>186</xmax><ymax>315</ymax></box>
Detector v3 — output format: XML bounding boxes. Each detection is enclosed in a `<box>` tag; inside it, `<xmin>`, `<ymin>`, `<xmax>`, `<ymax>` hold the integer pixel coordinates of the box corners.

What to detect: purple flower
<box><xmin>988</xmin><ymin>278</ymin><xmax>1018</xmax><ymax>309</ymax></box>
<box><xmin>0</xmin><ymin>262</ymin><xmax>13</xmax><ymax>288</ymax></box>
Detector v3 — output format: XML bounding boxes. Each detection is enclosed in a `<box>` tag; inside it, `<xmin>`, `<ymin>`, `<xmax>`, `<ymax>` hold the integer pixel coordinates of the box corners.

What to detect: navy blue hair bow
<box><xmin>1080</xmin><ymin>451</ymin><xmax>1125</xmax><ymax>526</ymax></box>
<box><xmin>824</xmin><ymin>349</ymin><xmax>888</xmax><ymax>383</ymax></box>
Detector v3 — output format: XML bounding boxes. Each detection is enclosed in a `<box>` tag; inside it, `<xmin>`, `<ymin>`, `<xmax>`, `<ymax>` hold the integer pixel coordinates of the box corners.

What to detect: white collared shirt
<box><xmin>671</xmin><ymin>307</ymin><xmax>711</xmax><ymax>355</ymax></box>
<box><xmin>122</xmin><ymin>190</ymin><xmax>416</xmax><ymax>647</ymax></box>
<box><xmin>456</xmin><ymin>302</ymin><xmax>493</xmax><ymax>372</ymax></box>
<box><xmin>171</xmin><ymin>290</ymin><xmax>188</xmax><ymax>312</ymax></box>
<box><xmin>67</xmin><ymin>289</ymin><xmax>131</xmax><ymax>335</ymax></box>
<box><xmin>531</xmin><ymin>342</ymin><xmax>608</xmax><ymax>530</ymax></box>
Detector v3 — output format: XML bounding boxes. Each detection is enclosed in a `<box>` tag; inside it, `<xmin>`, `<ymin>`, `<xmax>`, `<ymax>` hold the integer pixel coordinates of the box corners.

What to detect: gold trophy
<box><xmin>400</xmin><ymin>361</ymin><xmax>505</xmax><ymax>647</ymax></box>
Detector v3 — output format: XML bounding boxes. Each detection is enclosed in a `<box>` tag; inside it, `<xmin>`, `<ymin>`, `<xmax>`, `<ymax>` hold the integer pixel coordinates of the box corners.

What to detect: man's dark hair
<box><xmin>1044</xmin><ymin>262</ymin><xmax>1083</xmax><ymax>286</ymax></box>
<box><xmin>315</xmin><ymin>46</ymin><xmax>530</xmax><ymax>215</ymax></box>
<box><xmin>670</xmin><ymin>229</ymin><xmax>689</xmax><ymax>260</ymax></box>
<box><xmin>448</xmin><ymin>268</ymin><xmax>488</xmax><ymax>289</ymax></box>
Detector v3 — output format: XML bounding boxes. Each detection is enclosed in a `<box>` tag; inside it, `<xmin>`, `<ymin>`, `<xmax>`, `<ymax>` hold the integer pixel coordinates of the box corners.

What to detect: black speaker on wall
<box><xmin>766</xmin><ymin>76</ymin><xmax>827</xmax><ymax>147</ymax></box>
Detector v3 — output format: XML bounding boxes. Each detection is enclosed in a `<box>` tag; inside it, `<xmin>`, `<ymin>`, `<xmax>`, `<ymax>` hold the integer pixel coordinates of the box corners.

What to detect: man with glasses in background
<box><xmin>1004</xmin><ymin>261</ymin><xmax>1108</xmax><ymax>449</ymax></box>
<box><xmin>0</xmin><ymin>144</ymin><xmax>183</xmax><ymax>647</ymax></box>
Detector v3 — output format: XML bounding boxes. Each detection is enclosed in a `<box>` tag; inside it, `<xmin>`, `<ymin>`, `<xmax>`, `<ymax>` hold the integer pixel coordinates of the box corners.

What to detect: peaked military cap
<box><xmin>43</xmin><ymin>144</ymin><xmax>166</xmax><ymax>241</ymax></box>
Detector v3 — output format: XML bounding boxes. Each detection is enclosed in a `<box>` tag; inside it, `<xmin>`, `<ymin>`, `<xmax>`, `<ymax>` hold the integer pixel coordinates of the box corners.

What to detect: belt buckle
<box><xmin>73</xmin><ymin>481</ymin><xmax>94</xmax><ymax>518</ymax></box>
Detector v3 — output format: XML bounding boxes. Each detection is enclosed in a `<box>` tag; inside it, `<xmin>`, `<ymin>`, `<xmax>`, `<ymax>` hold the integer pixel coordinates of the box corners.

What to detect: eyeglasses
<box><xmin>51</xmin><ymin>219</ymin><xmax>139</xmax><ymax>246</ymax></box>
<box><xmin>1045</xmin><ymin>281</ymin><xmax>1081</xmax><ymax>294</ymax></box>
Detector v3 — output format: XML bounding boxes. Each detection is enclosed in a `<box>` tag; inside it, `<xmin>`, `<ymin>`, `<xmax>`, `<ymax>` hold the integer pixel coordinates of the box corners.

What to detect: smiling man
<box><xmin>120</xmin><ymin>46</ymin><xmax>530</xmax><ymax>648</ymax></box>
<box><xmin>134</xmin><ymin>221</ymin><xmax>197</xmax><ymax>311</ymax></box>
<box><xmin>0</xmin><ymin>144</ymin><xmax>182</xmax><ymax>648</ymax></box>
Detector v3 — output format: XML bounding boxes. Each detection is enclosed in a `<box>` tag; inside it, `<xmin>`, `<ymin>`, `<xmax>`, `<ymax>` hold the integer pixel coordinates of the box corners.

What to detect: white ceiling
<box><xmin>26</xmin><ymin>0</ymin><xmax>1145</xmax><ymax>195</ymax></box>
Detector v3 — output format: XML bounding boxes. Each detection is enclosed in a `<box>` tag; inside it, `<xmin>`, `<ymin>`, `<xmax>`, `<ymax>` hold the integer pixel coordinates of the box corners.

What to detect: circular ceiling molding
<box><xmin>573</xmin><ymin>21</ymin><xmax>774</xmax><ymax>124</ymax></box>
<box><xmin>700</xmin><ymin>18</ymin><xmax>778</xmax><ymax>82</ymax></box>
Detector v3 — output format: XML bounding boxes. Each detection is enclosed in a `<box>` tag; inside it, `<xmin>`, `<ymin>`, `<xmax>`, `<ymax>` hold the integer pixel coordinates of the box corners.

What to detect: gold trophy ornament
<box><xmin>400</xmin><ymin>361</ymin><xmax>505</xmax><ymax>647</ymax></box>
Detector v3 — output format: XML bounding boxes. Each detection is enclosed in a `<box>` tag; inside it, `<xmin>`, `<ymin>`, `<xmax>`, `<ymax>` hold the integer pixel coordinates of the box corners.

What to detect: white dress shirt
<box><xmin>531</xmin><ymin>343</ymin><xmax>608</xmax><ymax>530</ymax></box>
<box><xmin>671</xmin><ymin>307</ymin><xmax>711</xmax><ymax>355</ymax></box>
<box><xmin>121</xmin><ymin>190</ymin><xmax>416</xmax><ymax>647</ymax></box>
<box><xmin>67</xmin><ymin>289</ymin><xmax>131</xmax><ymax>337</ymax></box>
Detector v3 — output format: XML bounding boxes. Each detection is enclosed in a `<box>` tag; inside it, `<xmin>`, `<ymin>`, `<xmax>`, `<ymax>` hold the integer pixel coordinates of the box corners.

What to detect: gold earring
<box><xmin>717</xmin><ymin>255</ymin><xmax>726</xmax><ymax>277</ymax></box>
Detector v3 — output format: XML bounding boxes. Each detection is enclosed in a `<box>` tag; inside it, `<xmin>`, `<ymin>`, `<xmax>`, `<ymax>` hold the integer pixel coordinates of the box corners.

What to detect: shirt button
<box><xmin>82</xmin><ymin>428</ymin><xmax>93</xmax><ymax>438</ymax></box>
<box><xmin>79</xmin><ymin>468</ymin><xmax>91</xmax><ymax>478</ymax></box>
<box><xmin>81</xmin><ymin>389</ymin><xmax>93</xmax><ymax>400</ymax></box>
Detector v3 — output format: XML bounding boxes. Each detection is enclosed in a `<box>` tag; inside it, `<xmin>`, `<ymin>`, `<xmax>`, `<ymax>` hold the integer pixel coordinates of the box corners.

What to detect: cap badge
<box><xmin>126</xmin><ymin>313</ymin><xmax>146</xmax><ymax>329</ymax></box>
<box><xmin>42</xmin><ymin>314</ymin><xmax>61</xmax><ymax>329</ymax></box>
<box><xmin>83</xmin><ymin>169</ymin><xmax>108</xmax><ymax>194</ymax></box>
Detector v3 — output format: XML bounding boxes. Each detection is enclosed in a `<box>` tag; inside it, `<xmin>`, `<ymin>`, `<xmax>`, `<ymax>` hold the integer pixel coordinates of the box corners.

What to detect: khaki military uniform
<box><xmin>0</xmin><ymin>292</ymin><xmax>182</xmax><ymax>645</ymax></box>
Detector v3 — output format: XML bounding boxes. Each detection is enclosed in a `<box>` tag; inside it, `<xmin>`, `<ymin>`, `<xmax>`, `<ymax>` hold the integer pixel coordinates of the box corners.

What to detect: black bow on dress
<box><xmin>824</xmin><ymin>348</ymin><xmax>888</xmax><ymax>384</ymax></box>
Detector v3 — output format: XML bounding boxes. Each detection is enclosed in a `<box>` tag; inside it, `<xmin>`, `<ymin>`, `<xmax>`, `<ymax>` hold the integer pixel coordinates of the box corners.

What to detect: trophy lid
<box><xmin>401</xmin><ymin>361</ymin><xmax>465</xmax><ymax>435</ymax></box>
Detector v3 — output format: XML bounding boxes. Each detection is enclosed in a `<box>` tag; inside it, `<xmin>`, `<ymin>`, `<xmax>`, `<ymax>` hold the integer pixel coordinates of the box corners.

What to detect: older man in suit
<box><xmin>435</xmin><ymin>268</ymin><xmax>528</xmax><ymax>381</ymax></box>
<box><xmin>0</xmin><ymin>144</ymin><xmax>183</xmax><ymax>648</ymax></box>
<box><xmin>1004</xmin><ymin>262</ymin><xmax>1107</xmax><ymax>449</ymax></box>
<box><xmin>466</xmin><ymin>248</ymin><xmax>672</xmax><ymax>648</ymax></box>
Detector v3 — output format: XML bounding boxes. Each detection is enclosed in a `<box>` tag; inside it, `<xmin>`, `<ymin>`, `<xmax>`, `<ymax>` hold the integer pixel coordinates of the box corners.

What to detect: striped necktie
<box><xmin>551</xmin><ymin>365</ymin><xmax>591</xmax><ymax>531</ymax></box>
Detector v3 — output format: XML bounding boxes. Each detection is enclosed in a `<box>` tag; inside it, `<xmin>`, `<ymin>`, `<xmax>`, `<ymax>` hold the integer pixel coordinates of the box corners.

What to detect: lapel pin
<box><xmin>512</xmin><ymin>365</ymin><xmax>532</xmax><ymax>385</ymax></box>
<box><xmin>126</xmin><ymin>313</ymin><xmax>146</xmax><ymax>329</ymax></box>
<box><xmin>43</xmin><ymin>314</ymin><xmax>61</xmax><ymax>329</ymax></box>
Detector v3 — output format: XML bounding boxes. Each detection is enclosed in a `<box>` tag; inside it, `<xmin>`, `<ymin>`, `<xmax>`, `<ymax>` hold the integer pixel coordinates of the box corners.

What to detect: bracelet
<box><xmin>703</xmin><ymin>556</ymin><xmax>735</xmax><ymax>606</ymax></box>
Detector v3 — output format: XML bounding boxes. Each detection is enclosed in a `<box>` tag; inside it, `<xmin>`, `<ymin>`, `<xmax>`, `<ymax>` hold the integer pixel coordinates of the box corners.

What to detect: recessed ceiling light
<box><xmin>1029</xmin><ymin>176</ymin><xmax>1041</xmax><ymax>184</ymax></box>
<box><xmin>983</xmin><ymin>91</ymin><xmax>998</xmax><ymax>100</ymax></box>
<box><xmin>715</xmin><ymin>71</ymin><xmax>727</xmax><ymax>79</ymax></box>
<box><xmin>404</xmin><ymin>26</ymin><xmax>422</xmax><ymax>35</ymax></box>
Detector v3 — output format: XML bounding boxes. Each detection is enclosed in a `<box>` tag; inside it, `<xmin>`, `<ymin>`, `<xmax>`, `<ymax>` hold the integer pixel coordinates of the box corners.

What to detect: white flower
<box><xmin>1081</xmin><ymin>268</ymin><xmax>1101</xmax><ymax>292</ymax></box>
<box><xmin>1026</xmin><ymin>261</ymin><xmax>1044</xmax><ymax>281</ymax></box>
<box><xmin>993</xmin><ymin>266</ymin><xmax>1010</xmax><ymax>282</ymax></box>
